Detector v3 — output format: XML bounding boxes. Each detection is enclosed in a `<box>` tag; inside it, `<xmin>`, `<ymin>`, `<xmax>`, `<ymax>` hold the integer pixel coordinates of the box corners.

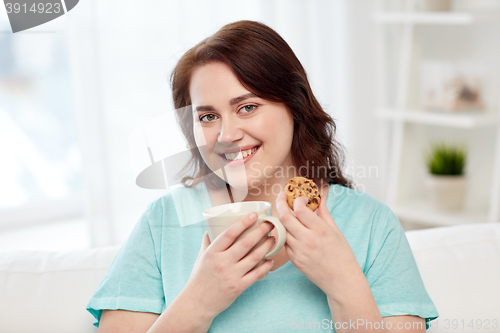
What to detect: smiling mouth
<box><xmin>220</xmin><ymin>146</ymin><xmax>260</xmax><ymax>162</ymax></box>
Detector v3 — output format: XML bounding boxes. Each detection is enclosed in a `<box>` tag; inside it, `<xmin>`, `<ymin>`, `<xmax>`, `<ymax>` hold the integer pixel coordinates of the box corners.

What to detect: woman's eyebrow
<box><xmin>195</xmin><ymin>105</ymin><xmax>215</xmax><ymax>112</ymax></box>
<box><xmin>229</xmin><ymin>93</ymin><xmax>257</xmax><ymax>105</ymax></box>
<box><xmin>195</xmin><ymin>93</ymin><xmax>257</xmax><ymax>112</ymax></box>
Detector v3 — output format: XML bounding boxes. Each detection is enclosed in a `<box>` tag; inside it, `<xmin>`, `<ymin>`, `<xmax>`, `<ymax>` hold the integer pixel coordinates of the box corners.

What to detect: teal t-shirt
<box><xmin>86</xmin><ymin>183</ymin><xmax>439</xmax><ymax>331</ymax></box>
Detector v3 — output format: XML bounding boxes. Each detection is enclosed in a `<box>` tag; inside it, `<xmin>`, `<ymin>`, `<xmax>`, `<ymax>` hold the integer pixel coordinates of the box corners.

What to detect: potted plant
<box><xmin>424</xmin><ymin>142</ymin><xmax>467</xmax><ymax>211</ymax></box>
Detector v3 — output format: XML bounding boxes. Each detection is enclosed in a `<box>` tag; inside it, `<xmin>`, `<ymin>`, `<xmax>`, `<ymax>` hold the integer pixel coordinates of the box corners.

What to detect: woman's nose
<box><xmin>218</xmin><ymin>117</ymin><xmax>244</xmax><ymax>143</ymax></box>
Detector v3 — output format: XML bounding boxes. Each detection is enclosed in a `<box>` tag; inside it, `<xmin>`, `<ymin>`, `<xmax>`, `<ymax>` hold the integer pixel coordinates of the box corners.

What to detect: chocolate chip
<box><xmin>312</xmin><ymin>198</ymin><xmax>318</xmax><ymax>204</ymax></box>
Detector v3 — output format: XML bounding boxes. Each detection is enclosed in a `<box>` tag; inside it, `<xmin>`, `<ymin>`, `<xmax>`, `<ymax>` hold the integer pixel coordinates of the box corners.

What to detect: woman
<box><xmin>87</xmin><ymin>20</ymin><xmax>438</xmax><ymax>332</ymax></box>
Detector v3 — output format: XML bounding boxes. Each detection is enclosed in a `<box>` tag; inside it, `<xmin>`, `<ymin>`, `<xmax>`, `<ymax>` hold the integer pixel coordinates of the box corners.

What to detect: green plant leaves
<box><xmin>424</xmin><ymin>142</ymin><xmax>467</xmax><ymax>175</ymax></box>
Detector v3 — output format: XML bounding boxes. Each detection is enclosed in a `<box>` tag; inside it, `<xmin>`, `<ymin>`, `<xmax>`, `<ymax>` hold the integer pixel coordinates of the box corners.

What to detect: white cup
<box><xmin>202</xmin><ymin>201</ymin><xmax>286</xmax><ymax>280</ymax></box>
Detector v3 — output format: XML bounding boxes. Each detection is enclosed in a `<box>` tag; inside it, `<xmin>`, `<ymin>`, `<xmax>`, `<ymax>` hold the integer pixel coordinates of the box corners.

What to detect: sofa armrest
<box><xmin>0</xmin><ymin>245</ymin><xmax>120</xmax><ymax>333</ymax></box>
<box><xmin>405</xmin><ymin>222</ymin><xmax>500</xmax><ymax>332</ymax></box>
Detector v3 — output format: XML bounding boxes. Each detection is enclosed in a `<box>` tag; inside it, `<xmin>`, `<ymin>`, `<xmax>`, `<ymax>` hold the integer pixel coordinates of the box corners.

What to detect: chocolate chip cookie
<box><xmin>284</xmin><ymin>176</ymin><xmax>321</xmax><ymax>211</ymax></box>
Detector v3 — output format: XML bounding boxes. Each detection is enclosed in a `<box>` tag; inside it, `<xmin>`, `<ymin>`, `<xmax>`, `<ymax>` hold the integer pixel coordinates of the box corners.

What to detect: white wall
<box><xmin>338</xmin><ymin>1</ymin><xmax>386</xmax><ymax>199</ymax></box>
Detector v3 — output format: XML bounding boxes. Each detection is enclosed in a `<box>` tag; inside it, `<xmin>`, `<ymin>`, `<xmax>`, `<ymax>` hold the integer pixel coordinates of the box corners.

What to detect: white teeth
<box><xmin>224</xmin><ymin>146</ymin><xmax>258</xmax><ymax>161</ymax></box>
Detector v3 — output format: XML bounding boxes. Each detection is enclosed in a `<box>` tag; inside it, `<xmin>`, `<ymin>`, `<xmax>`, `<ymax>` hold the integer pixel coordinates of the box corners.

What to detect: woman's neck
<box><xmin>206</xmin><ymin>176</ymin><xmax>290</xmax><ymax>209</ymax></box>
<box><xmin>243</xmin><ymin>176</ymin><xmax>289</xmax><ymax>203</ymax></box>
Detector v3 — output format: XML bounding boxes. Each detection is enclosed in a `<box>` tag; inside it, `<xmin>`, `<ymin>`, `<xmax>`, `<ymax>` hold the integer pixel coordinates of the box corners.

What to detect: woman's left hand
<box><xmin>275</xmin><ymin>190</ymin><xmax>360</xmax><ymax>296</ymax></box>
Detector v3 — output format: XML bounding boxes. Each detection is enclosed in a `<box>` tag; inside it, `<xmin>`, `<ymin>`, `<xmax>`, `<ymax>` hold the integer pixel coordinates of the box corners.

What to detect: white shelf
<box><xmin>373</xmin><ymin>11</ymin><xmax>500</xmax><ymax>25</ymax></box>
<box><xmin>391</xmin><ymin>201</ymin><xmax>489</xmax><ymax>227</ymax></box>
<box><xmin>375</xmin><ymin>6</ymin><xmax>500</xmax><ymax>227</ymax></box>
<box><xmin>376</xmin><ymin>108</ymin><xmax>500</xmax><ymax>128</ymax></box>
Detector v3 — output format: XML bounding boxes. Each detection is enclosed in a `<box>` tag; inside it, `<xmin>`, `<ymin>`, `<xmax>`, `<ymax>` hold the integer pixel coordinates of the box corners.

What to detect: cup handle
<box><xmin>257</xmin><ymin>216</ymin><xmax>286</xmax><ymax>259</ymax></box>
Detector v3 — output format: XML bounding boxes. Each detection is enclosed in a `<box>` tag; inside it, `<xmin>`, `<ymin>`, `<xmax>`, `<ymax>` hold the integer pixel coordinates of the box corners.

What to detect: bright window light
<box><xmin>0</xmin><ymin>28</ymin><xmax>83</xmax><ymax>224</ymax></box>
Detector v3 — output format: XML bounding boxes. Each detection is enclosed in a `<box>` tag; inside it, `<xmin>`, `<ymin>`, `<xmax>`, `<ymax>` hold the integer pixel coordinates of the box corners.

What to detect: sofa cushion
<box><xmin>405</xmin><ymin>222</ymin><xmax>500</xmax><ymax>332</ymax></box>
<box><xmin>0</xmin><ymin>245</ymin><xmax>120</xmax><ymax>333</ymax></box>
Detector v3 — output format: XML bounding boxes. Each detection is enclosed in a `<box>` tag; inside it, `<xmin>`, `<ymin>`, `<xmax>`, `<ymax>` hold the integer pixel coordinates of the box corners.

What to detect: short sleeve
<box><xmin>86</xmin><ymin>203</ymin><xmax>165</xmax><ymax>327</ymax></box>
<box><xmin>364</xmin><ymin>208</ymin><xmax>439</xmax><ymax>330</ymax></box>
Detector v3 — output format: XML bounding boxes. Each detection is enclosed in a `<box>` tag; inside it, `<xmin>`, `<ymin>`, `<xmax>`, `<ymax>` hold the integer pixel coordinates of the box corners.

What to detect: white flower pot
<box><xmin>417</xmin><ymin>0</ymin><xmax>451</xmax><ymax>11</ymax></box>
<box><xmin>425</xmin><ymin>175</ymin><xmax>466</xmax><ymax>211</ymax></box>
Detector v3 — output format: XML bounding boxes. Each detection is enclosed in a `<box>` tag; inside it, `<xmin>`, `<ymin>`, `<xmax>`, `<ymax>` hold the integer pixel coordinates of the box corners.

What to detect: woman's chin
<box><xmin>223</xmin><ymin>168</ymin><xmax>250</xmax><ymax>188</ymax></box>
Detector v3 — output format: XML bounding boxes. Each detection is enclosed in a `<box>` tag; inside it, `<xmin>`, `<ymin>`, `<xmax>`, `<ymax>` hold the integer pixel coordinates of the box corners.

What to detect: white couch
<box><xmin>1</xmin><ymin>222</ymin><xmax>499</xmax><ymax>333</ymax></box>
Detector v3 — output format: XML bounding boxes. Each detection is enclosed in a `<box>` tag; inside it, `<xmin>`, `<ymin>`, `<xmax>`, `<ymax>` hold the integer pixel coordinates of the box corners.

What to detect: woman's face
<box><xmin>189</xmin><ymin>62</ymin><xmax>294</xmax><ymax>191</ymax></box>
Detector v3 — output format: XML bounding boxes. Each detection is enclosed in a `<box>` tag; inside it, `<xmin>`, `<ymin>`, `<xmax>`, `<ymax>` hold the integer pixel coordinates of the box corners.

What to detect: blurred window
<box><xmin>0</xmin><ymin>14</ymin><xmax>83</xmax><ymax>227</ymax></box>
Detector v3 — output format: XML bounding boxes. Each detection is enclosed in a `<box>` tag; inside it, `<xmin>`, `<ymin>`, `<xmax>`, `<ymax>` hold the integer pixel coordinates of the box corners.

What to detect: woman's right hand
<box><xmin>183</xmin><ymin>212</ymin><xmax>276</xmax><ymax>319</ymax></box>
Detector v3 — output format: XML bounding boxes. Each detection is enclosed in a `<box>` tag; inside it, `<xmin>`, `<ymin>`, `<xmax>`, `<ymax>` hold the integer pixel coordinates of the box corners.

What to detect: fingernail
<box><xmin>249</xmin><ymin>212</ymin><xmax>257</xmax><ymax>221</ymax></box>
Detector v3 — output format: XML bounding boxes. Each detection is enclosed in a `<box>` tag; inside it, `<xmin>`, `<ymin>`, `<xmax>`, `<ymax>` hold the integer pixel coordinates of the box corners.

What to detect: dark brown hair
<box><xmin>170</xmin><ymin>20</ymin><xmax>353</xmax><ymax>190</ymax></box>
